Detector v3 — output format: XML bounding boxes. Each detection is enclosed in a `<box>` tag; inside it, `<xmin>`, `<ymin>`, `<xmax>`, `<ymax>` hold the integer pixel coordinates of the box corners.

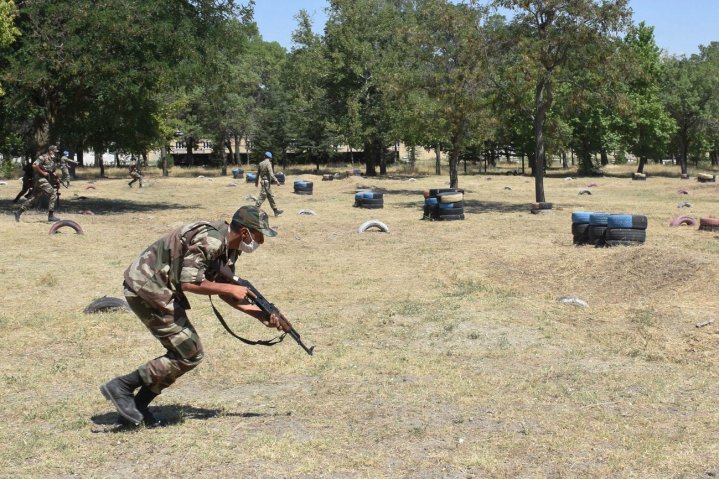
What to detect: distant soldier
<box><xmin>13</xmin><ymin>160</ymin><xmax>34</xmax><ymax>203</ymax></box>
<box><xmin>127</xmin><ymin>157</ymin><xmax>143</xmax><ymax>188</ymax></box>
<box><xmin>99</xmin><ymin>206</ymin><xmax>281</xmax><ymax>427</ymax></box>
<box><xmin>254</xmin><ymin>151</ymin><xmax>283</xmax><ymax>217</ymax></box>
<box><xmin>58</xmin><ymin>150</ymin><xmax>77</xmax><ymax>187</ymax></box>
<box><xmin>14</xmin><ymin>145</ymin><xmax>61</xmax><ymax>223</ymax></box>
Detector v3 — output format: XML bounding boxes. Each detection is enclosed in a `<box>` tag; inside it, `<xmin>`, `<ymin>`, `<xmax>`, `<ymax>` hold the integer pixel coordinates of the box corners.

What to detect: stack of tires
<box><xmin>231</xmin><ymin>168</ymin><xmax>244</xmax><ymax>179</ymax></box>
<box><xmin>322</xmin><ymin>174</ymin><xmax>334</xmax><ymax>181</ymax></box>
<box><xmin>605</xmin><ymin>214</ymin><xmax>647</xmax><ymax>246</ymax></box>
<box><xmin>571</xmin><ymin>211</ymin><xmax>593</xmax><ymax>245</ymax></box>
<box><xmin>246</xmin><ymin>172</ymin><xmax>257</xmax><ymax>183</ymax></box>
<box><xmin>276</xmin><ymin>172</ymin><xmax>286</xmax><ymax>185</ymax></box>
<box><xmin>572</xmin><ymin>211</ymin><xmax>647</xmax><ymax>246</ymax></box>
<box><xmin>633</xmin><ymin>172</ymin><xmax>647</xmax><ymax>181</ymax></box>
<box><xmin>423</xmin><ymin>188</ymin><xmax>464</xmax><ymax>221</ymax></box>
<box><xmin>294</xmin><ymin>180</ymin><xmax>313</xmax><ymax>195</ymax></box>
<box><xmin>354</xmin><ymin>190</ymin><xmax>384</xmax><ymax>209</ymax></box>
<box><xmin>697</xmin><ymin>173</ymin><xmax>716</xmax><ymax>183</ymax></box>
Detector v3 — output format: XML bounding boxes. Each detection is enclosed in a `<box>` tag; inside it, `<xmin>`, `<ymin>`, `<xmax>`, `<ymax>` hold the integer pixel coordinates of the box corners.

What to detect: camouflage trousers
<box><xmin>60</xmin><ymin>166</ymin><xmax>70</xmax><ymax>186</ymax></box>
<box><xmin>255</xmin><ymin>179</ymin><xmax>278</xmax><ymax>212</ymax></box>
<box><xmin>129</xmin><ymin>171</ymin><xmax>143</xmax><ymax>187</ymax></box>
<box><xmin>123</xmin><ymin>285</ymin><xmax>204</xmax><ymax>394</ymax></box>
<box><xmin>19</xmin><ymin>178</ymin><xmax>57</xmax><ymax>212</ymax></box>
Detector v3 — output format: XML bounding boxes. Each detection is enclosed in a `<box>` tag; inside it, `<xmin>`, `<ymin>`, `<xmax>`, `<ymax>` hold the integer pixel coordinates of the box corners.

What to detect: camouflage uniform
<box><xmin>254</xmin><ymin>158</ymin><xmax>281</xmax><ymax>214</ymax></box>
<box><xmin>58</xmin><ymin>154</ymin><xmax>76</xmax><ymax>187</ymax></box>
<box><xmin>17</xmin><ymin>153</ymin><xmax>58</xmax><ymax>214</ymax></box>
<box><xmin>128</xmin><ymin>159</ymin><xmax>143</xmax><ymax>187</ymax></box>
<box><xmin>123</xmin><ymin>221</ymin><xmax>239</xmax><ymax>394</ymax></box>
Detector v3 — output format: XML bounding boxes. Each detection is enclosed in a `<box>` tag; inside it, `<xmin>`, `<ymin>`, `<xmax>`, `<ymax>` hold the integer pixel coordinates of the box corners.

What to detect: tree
<box><xmin>409</xmin><ymin>0</ymin><xmax>492</xmax><ymax>188</ymax></box>
<box><xmin>618</xmin><ymin>22</ymin><xmax>675</xmax><ymax>173</ymax></box>
<box><xmin>494</xmin><ymin>0</ymin><xmax>631</xmax><ymax>202</ymax></box>
<box><xmin>0</xmin><ymin>0</ymin><xmax>18</xmax><ymax>97</ymax></box>
<box><xmin>324</xmin><ymin>0</ymin><xmax>406</xmax><ymax>176</ymax></box>
<box><xmin>662</xmin><ymin>46</ymin><xmax>719</xmax><ymax>175</ymax></box>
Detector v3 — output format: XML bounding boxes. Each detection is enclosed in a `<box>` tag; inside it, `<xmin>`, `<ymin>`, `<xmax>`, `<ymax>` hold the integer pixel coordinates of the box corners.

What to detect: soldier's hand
<box><xmin>262</xmin><ymin>312</ymin><xmax>283</xmax><ymax>331</ymax></box>
<box><xmin>231</xmin><ymin>285</ymin><xmax>254</xmax><ymax>304</ymax></box>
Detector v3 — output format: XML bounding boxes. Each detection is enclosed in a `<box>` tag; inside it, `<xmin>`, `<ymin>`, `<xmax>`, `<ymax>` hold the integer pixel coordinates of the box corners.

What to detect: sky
<box><xmin>253</xmin><ymin>0</ymin><xmax>719</xmax><ymax>56</ymax></box>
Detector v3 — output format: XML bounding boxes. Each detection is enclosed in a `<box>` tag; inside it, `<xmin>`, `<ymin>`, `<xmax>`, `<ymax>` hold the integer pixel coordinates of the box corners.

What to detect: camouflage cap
<box><xmin>231</xmin><ymin>206</ymin><xmax>277</xmax><ymax>237</ymax></box>
<box><xmin>48</xmin><ymin>145</ymin><xmax>58</xmax><ymax>152</ymax></box>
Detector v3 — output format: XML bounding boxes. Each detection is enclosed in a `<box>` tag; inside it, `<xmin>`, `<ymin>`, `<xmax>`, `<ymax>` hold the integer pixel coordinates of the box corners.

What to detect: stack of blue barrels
<box><xmin>276</xmin><ymin>172</ymin><xmax>286</xmax><ymax>184</ymax></box>
<box><xmin>423</xmin><ymin>188</ymin><xmax>465</xmax><ymax>221</ymax></box>
<box><xmin>246</xmin><ymin>172</ymin><xmax>257</xmax><ymax>183</ymax></box>
<box><xmin>294</xmin><ymin>180</ymin><xmax>313</xmax><ymax>195</ymax></box>
<box><xmin>231</xmin><ymin>168</ymin><xmax>244</xmax><ymax>179</ymax></box>
<box><xmin>354</xmin><ymin>190</ymin><xmax>384</xmax><ymax>209</ymax></box>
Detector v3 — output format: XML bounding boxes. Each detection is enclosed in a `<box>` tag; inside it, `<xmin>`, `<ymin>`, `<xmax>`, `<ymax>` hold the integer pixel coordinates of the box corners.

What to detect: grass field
<box><xmin>1</xmin><ymin>164</ymin><xmax>718</xmax><ymax>478</ymax></box>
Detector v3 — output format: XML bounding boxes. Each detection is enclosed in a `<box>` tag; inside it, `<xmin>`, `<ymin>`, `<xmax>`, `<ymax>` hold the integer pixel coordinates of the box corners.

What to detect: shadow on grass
<box><xmin>393</xmin><ymin>198</ymin><xmax>528</xmax><ymax>215</ymax></box>
<box><xmin>0</xmin><ymin>197</ymin><xmax>198</xmax><ymax>217</ymax></box>
<box><xmin>91</xmin><ymin>404</ymin><xmax>291</xmax><ymax>432</ymax></box>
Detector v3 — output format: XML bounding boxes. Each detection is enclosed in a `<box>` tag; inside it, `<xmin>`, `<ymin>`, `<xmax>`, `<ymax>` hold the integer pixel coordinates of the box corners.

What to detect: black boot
<box><xmin>134</xmin><ymin>386</ymin><xmax>164</xmax><ymax>428</ymax></box>
<box><xmin>47</xmin><ymin>211</ymin><xmax>60</xmax><ymax>222</ymax></box>
<box><xmin>100</xmin><ymin>370</ymin><xmax>144</xmax><ymax>425</ymax></box>
<box><xmin>14</xmin><ymin>210</ymin><xmax>22</xmax><ymax>222</ymax></box>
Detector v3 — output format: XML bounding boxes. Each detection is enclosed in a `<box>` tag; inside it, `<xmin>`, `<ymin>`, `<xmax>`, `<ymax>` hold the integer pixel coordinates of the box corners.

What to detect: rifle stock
<box><xmin>218</xmin><ymin>263</ymin><xmax>314</xmax><ymax>356</ymax></box>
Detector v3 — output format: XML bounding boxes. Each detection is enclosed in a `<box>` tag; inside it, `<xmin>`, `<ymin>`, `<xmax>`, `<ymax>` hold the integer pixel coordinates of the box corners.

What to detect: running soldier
<box><xmin>128</xmin><ymin>157</ymin><xmax>143</xmax><ymax>188</ymax></box>
<box><xmin>58</xmin><ymin>150</ymin><xmax>77</xmax><ymax>187</ymax></box>
<box><xmin>14</xmin><ymin>145</ymin><xmax>61</xmax><ymax>223</ymax></box>
<box><xmin>254</xmin><ymin>151</ymin><xmax>283</xmax><ymax>217</ymax></box>
<box><xmin>99</xmin><ymin>206</ymin><xmax>281</xmax><ymax>427</ymax></box>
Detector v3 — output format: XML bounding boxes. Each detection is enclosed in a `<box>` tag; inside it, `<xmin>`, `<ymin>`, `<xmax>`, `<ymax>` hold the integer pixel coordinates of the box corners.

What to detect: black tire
<box><xmin>48</xmin><ymin>219</ymin><xmax>84</xmax><ymax>235</ymax></box>
<box><xmin>436</xmin><ymin>214</ymin><xmax>465</xmax><ymax>221</ymax></box>
<box><xmin>571</xmin><ymin>223</ymin><xmax>590</xmax><ymax>236</ymax></box>
<box><xmin>588</xmin><ymin>225</ymin><xmax>607</xmax><ymax>243</ymax></box>
<box><xmin>294</xmin><ymin>190</ymin><xmax>313</xmax><ymax>195</ymax></box>
<box><xmin>429</xmin><ymin>188</ymin><xmax>464</xmax><ymax>196</ymax></box>
<box><xmin>437</xmin><ymin>192</ymin><xmax>464</xmax><ymax>203</ymax></box>
<box><xmin>605</xmin><ymin>228</ymin><xmax>646</xmax><ymax>243</ymax></box>
<box><xmin>357</xmin><ymin>203</ymin><xmax>383</xmax><ymax>209</ymax></box>
<box><xmin>83</xmin><ymin>296</ymin><xmax>131</xmax><ymax>314</ymax></box>
<box><xmin>437</xmin><ymin>206</ymin><xmax>464</xmax><ymax>215</ymax></box>
<box><xmin>357</xmin><ymin>198</ymin><xmax>384</xmax><ymax>206</ymax></box>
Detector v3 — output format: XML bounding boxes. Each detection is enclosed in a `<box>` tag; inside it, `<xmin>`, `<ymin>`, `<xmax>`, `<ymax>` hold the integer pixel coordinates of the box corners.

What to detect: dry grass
<box><xmin>1</xmin><ymin>167</ymin><xmax>719</xmax><ymax>478</ymax></box>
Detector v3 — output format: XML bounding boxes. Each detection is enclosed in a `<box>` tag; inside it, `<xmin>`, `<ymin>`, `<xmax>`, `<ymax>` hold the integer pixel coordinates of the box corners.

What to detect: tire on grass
<box><xmin>358</xmin><ymin>220</ymin><xmax>389</xmax><ymax>233</ymax></box>
<box><xmin>605</xmin><ymin>228</ymin><xmax>646</xmax><ymax>243</ymax></box>
<box><xmin>48</xmin><ymin>219</ymin><xmax>84</xmax><ymax>235</ymax></box>
<box><xmin>669</xmin><ymin>215</ymin><xmax>697</xmax><ymax>227</ymax></box>
<box><xmin>83</xmin><ymin>296</ymin><xmax>131</xmax><ymax>314</ymax></box>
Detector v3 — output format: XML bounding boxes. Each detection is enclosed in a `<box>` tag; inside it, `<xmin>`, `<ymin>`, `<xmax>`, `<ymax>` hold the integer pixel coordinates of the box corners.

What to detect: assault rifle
<box><xmin>46</xmin><ymin>170</ymin><xmax>65</xmax><ymax>207</ymax></box>
<box><xmin>213</xmin><ymin>262</ymin><xmax>315</xmax><ymax>356</ymax></box>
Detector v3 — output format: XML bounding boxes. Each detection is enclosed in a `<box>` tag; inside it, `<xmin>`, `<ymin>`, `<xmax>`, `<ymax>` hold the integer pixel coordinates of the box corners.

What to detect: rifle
<box><xmin>46</xmin><ymin>170</ymin><xmax>65</xmax><ymax>207</ymax></box>
<box><xmin>212</xmin><ymin>262</ymin><xmax>315</xmax><ymax>356</ymax></box>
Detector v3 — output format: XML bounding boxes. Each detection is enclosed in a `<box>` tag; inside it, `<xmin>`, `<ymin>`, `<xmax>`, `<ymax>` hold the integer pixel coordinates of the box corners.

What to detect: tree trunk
<box><xmin>449</xmin><ymin>149</ymin><xmax>459</xmax><ymax>189</ymax></box>
<box><xmin>186</xmin><ymin>136</ymin><xmax>194</xmax><ymax>167</ymax></box>
<box><xmin>521</xmin><ymin>153</ymin><xmax>525</xmax><ymax>175</ymax></box>
<box><xmin>600</xmin><ymin>148</ymin><xmax>609</xmax><ymax>166</ymax></box>
<box><xmin>96</xmin><ymin>145</ymin><xmax>105</xmax><ymax>178</ymax></box>
<box><xmin>435</xmin><ymin>144</ymin><xmax>441</xmax><ymax>175</ymax></box>
<box><xmin>711</xmin><ymin>150</ymin><xmax>718</xmax><ymax>166</ymax></box>
<box><xmin>114</xmin><ymin>150</ymin><xmax>120</xmax><ymax>168</ymax></box>
<box><xmin>562</xmin><ymin>152</ymin><xmax>568</xmax><ymax>168</ymax></box>
<box><xmin>532</xmin><ymin>75</ymin><xmax>551</xmax><ymax>203</ymax></box>
<box><xmin>349</xmin><ymin>146</ymin><xmax>354</xmax><ymax>165</ymax></box>
<box><xmin>379</xmin><ymin>144</ymin><xmax>387</xmax><ymax>176</ymax></box>
<box><xmin>679</xmin><ymin>125</ymin><xmax>689</xmax><ymax>176</ymax></box>
<box><xmin>161</xmin><ymin>145</ymin><xmax>169</xmax><ymax>177</ymax></box>
<box><xmin>364</xmin><ymin>138</ymin><xmax>380</xmax><ymax>176</ymax></box>
<box><xmin>234</xmin><ymin>134</ymin><xmax>241</xmax><ymax>165</ymax></box>
<box><xmin>220</xmin><ymin>134</ymin><xmax>228</xmax><ymax>176</ymax></box>
<box><xmin>637</xmin><ymin>156</ymin><xmax>647</xmax><ymax>174</ymax></box>
<box><xmin>76</xmin><ymin>144</ymin><xmax>84</xmax><ymax>168</ymax></box>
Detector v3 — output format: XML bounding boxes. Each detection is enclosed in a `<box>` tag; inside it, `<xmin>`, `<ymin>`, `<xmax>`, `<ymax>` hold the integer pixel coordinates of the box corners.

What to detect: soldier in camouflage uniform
<box><xmin>100</xmin><ymin>206</ymin><xmax>281</xmax><ymax>427</ymax></box>
<box><xmin>14</xmin><ymin>145</ymin><xmax>61</xmax><ymax>223</ymax></box>
<box><xmin>128</xmin><ymin>157</ymin><xmax>143</xmax><ymax>188</ymax></box>
<box><xmin>58</xmin><ymin>150</ymin><xmax>77</xmax><ymax>187</ymax></box>
<box><xmin>254</xmin><ymin>151</ymin><xmax>283</xmax><ymax>217</ymax></box>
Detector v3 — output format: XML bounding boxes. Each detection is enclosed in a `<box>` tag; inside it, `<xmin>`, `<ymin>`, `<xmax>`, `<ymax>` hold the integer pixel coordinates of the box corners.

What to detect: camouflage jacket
<box><xmin>129</xmin><ymin>161</ymin><xmax>139</xmax><ymax>173</ymax></box>
<box><xmin>124</xmin><ymin>221</ymin><xmax>239</xmax><ymax>313</ymax></box>
<box><xmin>58</xmin><ymin>155</ymin><xmax>77</xmax><ymax>167</ymax></box>
<box><xmin>33</xmin><ymin>154</ymin><xmax>56</xmax><ymax>181</ymax></box>
<box><xmin>256</xmin><ymin>158</ymin><xmax>278</xmax><ymax>183</ymax></box>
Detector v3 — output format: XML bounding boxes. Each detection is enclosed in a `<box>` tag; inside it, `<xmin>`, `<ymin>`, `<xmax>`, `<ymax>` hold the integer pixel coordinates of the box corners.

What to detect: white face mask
<box><xmin>238</xmin><ymin>228</ymin><xmax>259</xmax><ymax>253</ymax></box>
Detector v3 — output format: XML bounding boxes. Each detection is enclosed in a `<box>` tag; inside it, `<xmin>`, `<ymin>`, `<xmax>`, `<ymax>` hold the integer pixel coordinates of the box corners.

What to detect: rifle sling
<box><xmin>209</xmin><ymin>295</ymin><xmax>286</xmax><ymax>347</ymax></box>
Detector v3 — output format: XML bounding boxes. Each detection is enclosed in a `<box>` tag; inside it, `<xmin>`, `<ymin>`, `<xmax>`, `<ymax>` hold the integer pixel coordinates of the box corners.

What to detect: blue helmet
<box><xmin>264</xmin><ymin>151</ymin><xmax>273</xmax><ymax>159</ymax></box>
<box><xmin>63</xmin><ymin>150</ymin><xmax>69</xmax><ymax>156</ymax></box>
